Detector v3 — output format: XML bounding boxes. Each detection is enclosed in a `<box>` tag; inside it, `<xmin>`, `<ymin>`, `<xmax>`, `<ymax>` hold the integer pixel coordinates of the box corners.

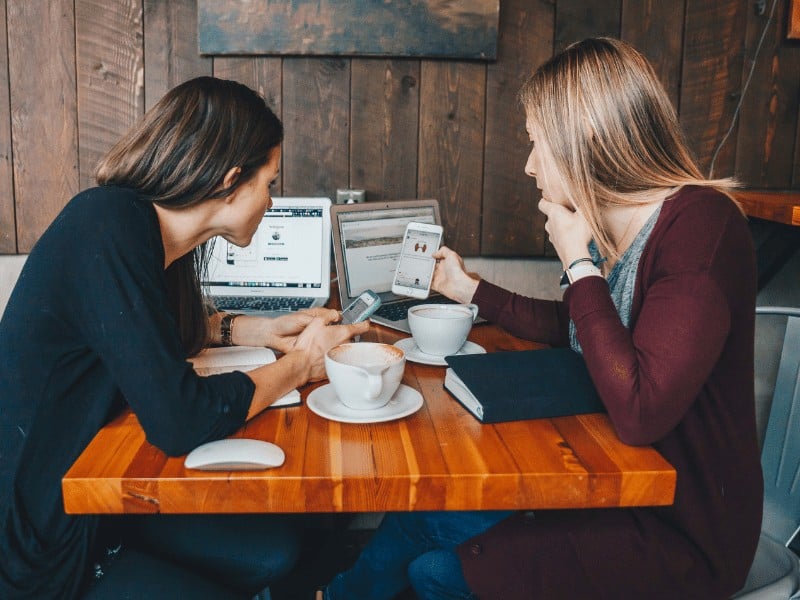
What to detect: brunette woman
<box><xmin>0</xmin><ymin>76</ymin><xmax>368</xmax><ymax>599</ymax></box>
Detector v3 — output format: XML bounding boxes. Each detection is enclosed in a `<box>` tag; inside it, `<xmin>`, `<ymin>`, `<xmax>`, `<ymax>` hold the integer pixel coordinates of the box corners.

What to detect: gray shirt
<box><xmin>570</xmin><ymin>204</ymin><xmax>662</xmax><ymax>353</ymax></box>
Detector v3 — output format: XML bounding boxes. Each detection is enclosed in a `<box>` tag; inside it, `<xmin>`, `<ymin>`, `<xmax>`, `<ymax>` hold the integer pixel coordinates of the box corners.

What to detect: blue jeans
<box><xmin>326</xmin><ymin>510</ymin><xmax>513</xmax><ymax>600</ymax></box>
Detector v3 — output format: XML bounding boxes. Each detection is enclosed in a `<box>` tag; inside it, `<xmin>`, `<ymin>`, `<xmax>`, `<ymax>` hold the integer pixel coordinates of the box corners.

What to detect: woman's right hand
<box><xmin>537</xmin><ymin>198</ymin><xmax>593</xmax><ymax>267</ymax></box>
<box><xmin>431</xmin><ymin>246</ymin><xmax>480</xmax><ymax>304</ymax></box>
<box><xmin>289</xmin><ymin>314</ymin><xmax>370</xmax><ymax>382</ymax></box>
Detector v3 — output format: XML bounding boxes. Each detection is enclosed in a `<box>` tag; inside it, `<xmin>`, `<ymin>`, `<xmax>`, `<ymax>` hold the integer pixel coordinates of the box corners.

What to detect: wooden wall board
<box><xmin>481</xmin><ymin>0</ymin><xmax>553</xmax><ymax>256</ymax></box>
<box><xmin>735</xmin><ymin>0</ymin><xmax>800</xmax><ymax>187</ymax></box>
<box><xmin>8</xmin><ymin>0</ymin><xmax>79</xmax><ymax>253</ymax></box>
<box><xmin>418</xmin><ymin>61</ymin><xmax>485</xmax><ymax>256</ymax></box>
<box><xmin>198</xmin><ymin>0</ymin><xmax>500</xmax><ymax>60</ymax></box>
<box><xmin>0</xmin><ymin>0</ymin><xmax>15</xmax><ymax>252</ymax></box>
<box><xmin>281</xmin><ymin>58</ymin><xmax>350</xmax><ymax>199</ymax></box>
<box><xmin>555</xmin><ymin>0</ymin><xmax>621</xmax><ymax>52</ymax></box>
<box><xmin>680</xmin><ymin>1</ymin><xmax>748</xmax><ymax>178</ymax></box>
<box><xmin>349</xmin><ymin>59</ymin><xmax>420</xmax><ymax>202</ymax></box>
<box><xmin>2</xmin><ymin>0</ymin><xmax>800</xmax><ymax>256</ymax></box>
<box><xmin>213</xmin><ymin>57</ymin><xmax>284</xmax><ymax>195</ymax></box>
<box><xmin>76</xmin><ymin>0</ymin><xmax>144</xmax><ymax>191</ymax></box>
<box><xmin>144</xmin><ymin>0</ymin><xmax>212</xmax><ymax>112</ymax></box>
<box><xmin>790</xmin><ymin>0</ymin><xmax>800</xmax><ymax>38</ymax></box>
<box><xmin>621</xmin><ymin>0</ymin><xmax>685</xmax><ymax>107</ymax></box>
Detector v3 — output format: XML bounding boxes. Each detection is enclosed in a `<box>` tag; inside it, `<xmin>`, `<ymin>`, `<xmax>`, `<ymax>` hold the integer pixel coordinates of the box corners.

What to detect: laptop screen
<box><xmin>205</xmin><ymin>197</ymin><xmax>331</xmax><ymax>300</ymax></box>
<box><xmin>331</xmin><ymin>200</ymin><xmax>440</xmax><ymax>306</ymax></box>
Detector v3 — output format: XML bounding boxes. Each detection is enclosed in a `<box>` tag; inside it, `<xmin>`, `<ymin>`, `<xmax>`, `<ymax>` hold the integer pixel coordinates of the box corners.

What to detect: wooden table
<box><xmin>62</xmin><ymin>324</ymin><xmax>676</xmax><ymax>515</ymax></box>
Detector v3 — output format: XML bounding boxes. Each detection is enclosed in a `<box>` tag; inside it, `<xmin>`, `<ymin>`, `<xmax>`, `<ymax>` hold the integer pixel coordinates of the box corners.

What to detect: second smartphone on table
<box><xmin>391</xmin><ymin>221</ymin><xmax>443</xmax><ymax>299</ymax></box>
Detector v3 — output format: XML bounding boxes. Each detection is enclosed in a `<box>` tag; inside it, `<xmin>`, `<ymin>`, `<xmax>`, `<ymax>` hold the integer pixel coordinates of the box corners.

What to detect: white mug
<box><xmin>324</xmin><ymin>342</ymin><xmax>405</xmax><ymax>410</ymax></box>
<box><xmin>407</xmin><ymin>303</ymin><xmax>479</xmax><ymax>356</ymax></box>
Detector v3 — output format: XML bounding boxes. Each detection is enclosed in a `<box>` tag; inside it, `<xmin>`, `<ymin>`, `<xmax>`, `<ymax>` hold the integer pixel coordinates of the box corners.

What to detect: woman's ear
<box><xmin>221</xmin><ymin>167</ymin><xmax>242</xmax><ymax>201</ymax></box>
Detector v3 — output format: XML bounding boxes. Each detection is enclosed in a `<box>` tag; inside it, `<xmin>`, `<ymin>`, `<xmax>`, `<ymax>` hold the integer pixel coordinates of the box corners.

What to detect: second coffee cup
<box><xmin>324</xmin><ymin>342</ymin><xmax>405</xmax><ymax>410</ymax></box>
<box><xmin>407</xmin><ymin>303</ymin><xmax>479</xmax><ymax>356</ymax></box>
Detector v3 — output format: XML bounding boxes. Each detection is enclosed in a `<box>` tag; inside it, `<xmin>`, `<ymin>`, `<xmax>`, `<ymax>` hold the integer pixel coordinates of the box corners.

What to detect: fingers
<box><xmin>432</xmin><ymin>245</ymin><xmax>448</xmax><ymax>260</ymax></box>
<box><xmin>343</xmin><ymin>320</ymin><xmax>370</xmax><ymax>338</ymax></box>
<box><xmin>302</xmin><ymin>307</ymin><xmax>339</xmax><ymax>320</ymax></box>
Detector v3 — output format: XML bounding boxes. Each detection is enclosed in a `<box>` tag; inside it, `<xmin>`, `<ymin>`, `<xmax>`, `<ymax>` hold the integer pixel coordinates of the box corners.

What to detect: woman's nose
<box><xmin>524</xmin><ymin>155</ymin><xmax>536</xmax><ymax>178</ymax></box>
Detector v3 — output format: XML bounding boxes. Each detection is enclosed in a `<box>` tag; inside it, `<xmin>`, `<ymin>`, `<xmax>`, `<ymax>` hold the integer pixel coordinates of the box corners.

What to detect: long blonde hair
<box><xmin>519</xmin><ymin>37</ymin><xmax>736</xmax><ymax>260</ymax></box>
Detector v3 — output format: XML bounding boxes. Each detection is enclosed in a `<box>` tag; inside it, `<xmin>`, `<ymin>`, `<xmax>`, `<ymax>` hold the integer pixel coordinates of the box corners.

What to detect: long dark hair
<box><xmin>95</xmin><ymin>76</ymin><xmax>283</xmax><ymax>355</ymax></box>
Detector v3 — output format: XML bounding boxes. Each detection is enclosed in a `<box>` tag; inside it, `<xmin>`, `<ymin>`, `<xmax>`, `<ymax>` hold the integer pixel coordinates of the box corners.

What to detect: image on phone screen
<box><xmin>393</xmin><ymin>226</ymin><xmax>441</xmax><ymax>296</ymax></box>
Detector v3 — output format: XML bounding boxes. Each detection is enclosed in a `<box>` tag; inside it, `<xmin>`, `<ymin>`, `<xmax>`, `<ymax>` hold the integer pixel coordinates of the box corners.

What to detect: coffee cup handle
<box><xmin>466</xmin><ymin>303</ymin><xmax>479</xmax><ymax>322</ymax></box>
<box><xmin>364</xmin><ymin>370</ymin><xmax>383</xmax><ymax>399</ymax></box>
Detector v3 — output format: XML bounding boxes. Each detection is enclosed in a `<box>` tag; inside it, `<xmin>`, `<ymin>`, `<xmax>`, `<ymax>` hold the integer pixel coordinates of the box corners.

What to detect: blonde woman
<box><xmin>318</xmin><ymin>38</ymin><xmax>761</xmax><ymax>599</ymax></box>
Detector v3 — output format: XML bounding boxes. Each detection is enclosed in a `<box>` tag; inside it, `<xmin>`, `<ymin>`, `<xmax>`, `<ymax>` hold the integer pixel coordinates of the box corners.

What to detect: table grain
<box><xmin>62</xmin><ymin>324</ymin><xmax>676</xmax><ymax>514</ymax></box>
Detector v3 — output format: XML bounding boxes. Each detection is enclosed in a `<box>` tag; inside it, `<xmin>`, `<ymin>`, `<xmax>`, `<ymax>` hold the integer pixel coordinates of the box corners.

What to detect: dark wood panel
<box><xmin>620</xmin><ymin>0</ymin><xmax>684</xmax><ymax>107</ymax></box>
<box><xmin>0</xmin><ymin>0</ymin><xmax>15</xmax><ymax>252</ymax></box>
<box><xmin>350</xmin><ymin>59</ymin><xmax>420</xmax><ymax>201</ymax></box>
<box><xmin>735</xmin><ymin>1</ymin><xmax>800</xmax><ymax>187</ymax></box>
<box><xmin>198</xmin><ymin>0</ymin><xmax>499</xmax><ymax>60</ymax></box>
<box><xmin>213</xmin><ymin>58</ymin><xmax>284</xmax><ymax>196</ymax></box>
<box><xmin>680</xmin><ymin>0</ymin><xmax>747</xmax><ymax>178</ymax></box>
<box><xmin>555</xmin><ymin>0</ymin><xmax>621</xmax><ymax>52</ymax></box>
<box><xmin>418</xmin><ymin>61</ymin><xmax>485</xmax><ymax>256</ymax></box>
<box><xmin>143</xmin><ymin>0</ymin><xmax>212</xmax><ymax>111</ymax></box>
<box><xmin>8</xmin><ymin>0</ymin><xmax>79</xmax><ymax>252</ymax></box>
<box><xmin>481</xmin><ymin>0</ymin><xmax>553</xmax><ymax>256</ymax></box>
<box><xmin>2</xmin><ymin>0</ymin><xmax>800</xmax><ymax>259</ymax></box>
<box><xmin>282</xmin><ymin>58</ymin><xmax>350</xmax><ymax>198</ymax></box>
<box><xmin>76</xmin><ymin>0</ymin><xmax>144</xmax><ymax>191</ymax></box>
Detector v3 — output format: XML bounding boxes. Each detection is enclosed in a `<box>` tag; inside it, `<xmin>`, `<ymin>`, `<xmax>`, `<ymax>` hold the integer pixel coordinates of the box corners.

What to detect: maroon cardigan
<box><xmin>457</xmin><ymin>187</ymin><xmax>763</xmax><ymax>599</ymax></box>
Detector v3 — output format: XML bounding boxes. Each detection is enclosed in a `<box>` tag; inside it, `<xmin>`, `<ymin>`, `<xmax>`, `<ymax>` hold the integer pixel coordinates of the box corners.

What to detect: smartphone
<box><xmin>340</xmin><ymin>289</ymin><xmax>382</xmax><ymax>324</ymax></box>
<box><xmin>391</xmin><ymin>221</ymin><xmax>443</xmax><ymax>299</ymax></box>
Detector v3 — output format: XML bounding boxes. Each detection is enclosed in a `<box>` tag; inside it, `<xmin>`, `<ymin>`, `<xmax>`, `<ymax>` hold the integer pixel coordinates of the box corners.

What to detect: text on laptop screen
<box><xmin>207</xmin><ymin>206</ymin><xmax>325</xmax><ymax>289</ymax></box>
<box><xmin>337</xmin><ymin>206</ymin><xmax>437</xmax><ymax>298</ymax></box>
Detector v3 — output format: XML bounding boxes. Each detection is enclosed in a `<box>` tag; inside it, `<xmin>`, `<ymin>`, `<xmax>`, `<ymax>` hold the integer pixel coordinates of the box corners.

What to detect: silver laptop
<box><xmin>331</xmin><ymin>199</ymin><xmax>457</xmax><ymax>333</ymax></box>
<box><xmin>205</xmin><ymin>197</ymin><xmax>332</xmax><ymax>316</ymax></box>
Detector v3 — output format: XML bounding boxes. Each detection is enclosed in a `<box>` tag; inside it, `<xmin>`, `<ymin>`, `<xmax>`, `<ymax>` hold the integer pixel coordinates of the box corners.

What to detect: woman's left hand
<box><xmin>262</xmin><ymin>308</ymin><xmax>339</xmax><ymax>353</ymax></box>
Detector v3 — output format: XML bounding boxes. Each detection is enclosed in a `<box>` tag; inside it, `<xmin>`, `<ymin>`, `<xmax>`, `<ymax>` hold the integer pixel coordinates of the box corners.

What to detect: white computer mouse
<box><xmin>184</xmin><ymin>438</ymin><xmax>286</xmax><ymax>471</ymax></box>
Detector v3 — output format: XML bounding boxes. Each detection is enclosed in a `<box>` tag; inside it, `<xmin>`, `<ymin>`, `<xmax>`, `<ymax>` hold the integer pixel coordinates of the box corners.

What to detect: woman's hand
<box><xmin>537</xmin><ymin>198</ymin><xmax>593</xmax><ymax>267</ymax></box>
<box><xmin>431</xmin><ymin>246</ymin><xmax>480</xmax><ymax>304</ymax></box>
<box><xmin>288</xmin><ymin>313</ymin><xmax>370</xmax><ymax>382</ymax></box>
<box><xmin>244</xmin><ymin>312</ymin><xmax>369</xmax><ymax>419</ymax></box>
<box><xmin>262</xmin><ymin>308</ymin><xmax>338</xmax><ymax>354</ymax></box>
<box><xmin>220</xmin><ymin>308</ymin><xmax>340</xmax><ymax>353</ymax></box>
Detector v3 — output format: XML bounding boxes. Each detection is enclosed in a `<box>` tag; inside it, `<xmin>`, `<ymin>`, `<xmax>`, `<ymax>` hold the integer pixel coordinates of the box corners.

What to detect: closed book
<box><xmin>188</xmin><ymin>346</ymin><xmax>301</xmax><ymax>408</ymax></box>
<box><xmin>444</xmin><ymin>348</ymin><xmax>604</xmax><ymax>423</ymax></box>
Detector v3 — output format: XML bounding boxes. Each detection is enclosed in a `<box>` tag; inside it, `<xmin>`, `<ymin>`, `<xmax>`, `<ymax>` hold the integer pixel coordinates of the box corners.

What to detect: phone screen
<box><xmin>393</xmin><ymin>226</ymin><xmax>441</xmax><ymax>294</ymax></box>
<box><xmin>341</xmin><ymin>295</ymin><xmax>371</xmax><ymax>324</ymax></box>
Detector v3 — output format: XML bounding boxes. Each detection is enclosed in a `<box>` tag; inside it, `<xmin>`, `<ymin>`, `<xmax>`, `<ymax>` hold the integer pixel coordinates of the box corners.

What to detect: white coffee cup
<box><xmin>324</xmin><ymin>342</ymin><xmax>406</xmax><ymax>410</ymax></box>
<box><xmin>407</xmin><ymin>303</ymin><xmax>479</xmax><ymax>356</ymax></box>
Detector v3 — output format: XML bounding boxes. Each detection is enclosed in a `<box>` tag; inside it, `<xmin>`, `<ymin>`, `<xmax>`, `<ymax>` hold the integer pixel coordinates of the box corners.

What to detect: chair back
<box><xmin>756</xmin><ymin>306</ymin><xmax>800</xmax><ymax>546</ymax></box>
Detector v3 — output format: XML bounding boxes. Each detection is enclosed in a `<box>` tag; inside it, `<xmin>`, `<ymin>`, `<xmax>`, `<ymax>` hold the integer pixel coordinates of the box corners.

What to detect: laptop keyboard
<box><xmin>373</xmin><ymin>295</ymin><xmax>455</xmax><ymax>321</ymax></box>
<box><xmin>215</xmin><ymin>296</ymin><xmax>315</xmax><ymax>312</ymax></box>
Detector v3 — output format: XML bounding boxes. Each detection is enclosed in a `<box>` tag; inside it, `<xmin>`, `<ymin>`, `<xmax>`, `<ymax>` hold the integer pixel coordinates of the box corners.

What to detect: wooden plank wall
<box><xmin>1</xmin><ymin>0</ymin><xmax>799</xmax><ymax>256</ymax></box>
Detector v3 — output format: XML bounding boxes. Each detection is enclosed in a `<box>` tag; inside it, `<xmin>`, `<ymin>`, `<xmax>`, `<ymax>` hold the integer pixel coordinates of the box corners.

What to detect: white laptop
<box><xmin>331</xmin><ymin>199</ymin><xmax>457</xmax><ymax>333</ymax></box>
<box><xmin>205</xmin><ymin>197</ymin><xmax>331</xmax><ymax>317</ymax></box>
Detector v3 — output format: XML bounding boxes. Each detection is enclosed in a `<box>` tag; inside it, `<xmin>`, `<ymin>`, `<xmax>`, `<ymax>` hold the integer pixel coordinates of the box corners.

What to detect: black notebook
<box><xmin>444</xmin><ymin>348</ymin><xmax>605</xmax><ymax>424</ymax></box>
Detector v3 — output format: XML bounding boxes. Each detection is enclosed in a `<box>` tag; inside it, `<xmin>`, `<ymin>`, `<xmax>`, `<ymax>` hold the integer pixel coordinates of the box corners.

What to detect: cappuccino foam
<box><xmin>329</xmin><ymin>343</ymin><xmax>403</xmax><ymax>367</ymax></box>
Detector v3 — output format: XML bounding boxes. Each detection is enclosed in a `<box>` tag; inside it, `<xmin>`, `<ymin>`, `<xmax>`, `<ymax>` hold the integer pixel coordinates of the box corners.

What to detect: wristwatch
<box><xmin>560</xmin><ymin>258</ymin><xmax>602</xmax><ymax>288</ymax></box>
<box><xmin>220</xmin><ymin>313</ymin><xmax>241</xmax><ymax>346</ymax></box>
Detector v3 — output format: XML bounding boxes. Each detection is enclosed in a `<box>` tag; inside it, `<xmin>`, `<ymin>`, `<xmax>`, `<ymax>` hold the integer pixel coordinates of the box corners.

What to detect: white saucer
<box><xmin>394</xmin><ymin>337</ymin><xmax>486</xmax><ymax>366</ymax></box>
<box><xmin>307</xmin><ymin>383</ymin><xmax>423</xmax><ymax>424</ymax></box>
